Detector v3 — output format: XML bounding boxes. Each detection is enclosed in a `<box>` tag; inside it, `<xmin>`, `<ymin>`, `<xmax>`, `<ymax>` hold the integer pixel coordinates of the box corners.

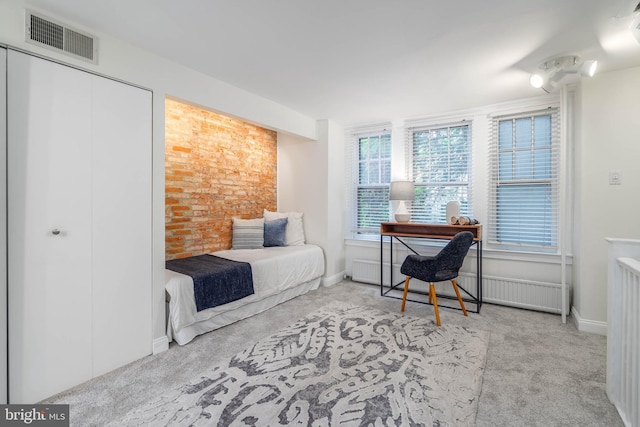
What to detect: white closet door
<box><xmin>8</xmin><ymin>51</ymin><xmax>93</xmax><ymax>403</ymax></box>
<box><xmin>91</xmin><ymin>75</ymin><xmax>152</xmax><ymax>376</ymax></box>
<box><xmin>0</xmin><ymin>47</ymin><xmax>7</xmax><ymax>405</ymax></box>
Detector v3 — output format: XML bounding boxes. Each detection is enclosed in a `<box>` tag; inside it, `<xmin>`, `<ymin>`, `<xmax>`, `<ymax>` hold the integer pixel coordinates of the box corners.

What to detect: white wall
<box><xmin>0</xmin><ymin>2</ymin><xmax>319</xmax><ymax>347</ymax></box>
<box><xmin>278</xmin><ymin>120</ymin><xmax>346</xmax><ymax>284</ymax></box>
<box><xmin>573</xmin><ymin>66</ymin><xmax>640</xmax><ymax>331</ymax></box>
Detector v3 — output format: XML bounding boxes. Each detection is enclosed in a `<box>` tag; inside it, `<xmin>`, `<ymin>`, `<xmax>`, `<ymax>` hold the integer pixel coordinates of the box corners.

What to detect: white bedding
<box><xmin>166</xmin><ymin>244</ymin><xmax>325</xmax><ymax>345</ymax></box>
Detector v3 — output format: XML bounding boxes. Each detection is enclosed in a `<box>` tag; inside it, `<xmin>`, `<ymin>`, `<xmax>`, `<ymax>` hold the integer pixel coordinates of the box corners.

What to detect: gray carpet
<box><xmin>44</xmin><ymin>280</ymin><xmax>623</xmax><ymax>426</ymax></box>
<box><xmin>109</xmin><ymin>303</ymin><xmax>488</xmax><ymax>426</ymax></box>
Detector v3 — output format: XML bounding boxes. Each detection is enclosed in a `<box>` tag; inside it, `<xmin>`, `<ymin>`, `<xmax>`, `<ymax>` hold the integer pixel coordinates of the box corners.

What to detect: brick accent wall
<box><xmin>165</xmin><ymin>98</ymin><xmax>277</xmax><ymax>260</ymax></box>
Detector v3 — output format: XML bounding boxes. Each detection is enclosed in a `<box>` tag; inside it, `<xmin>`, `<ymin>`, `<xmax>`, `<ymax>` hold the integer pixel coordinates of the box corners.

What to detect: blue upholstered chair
<box><xmin>400</xmin><ymin>231</ymin><xmax>474</xmax><ymax>326</ymax></box>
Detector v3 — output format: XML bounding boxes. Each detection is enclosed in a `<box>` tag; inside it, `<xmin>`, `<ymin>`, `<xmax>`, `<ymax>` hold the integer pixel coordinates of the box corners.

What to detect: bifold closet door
<box><xmin>8</xmin><ymin>51</ymin><xmax>94</xmax><ymax>403</ymax></box>
<box><xmin>91</xmin><ymin>69</ymin><xmax>152</xmax><ymax>377</ymax></box>
<box><xmin>8</xmin><ymin>50</ymin><xmax>152</xmax><ymax>403</ymax></box>
<box><xmin>0</xmin><ymin>47</ymin><xmax>7</xmax><ymax>405</ymax></box>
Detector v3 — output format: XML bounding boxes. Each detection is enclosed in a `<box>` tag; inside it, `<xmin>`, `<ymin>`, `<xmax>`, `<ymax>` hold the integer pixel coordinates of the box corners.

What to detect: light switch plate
<box><xmin>609</xmin><ymin>170</ymin><xmax>621</xmax><ymax>185</ymax></box>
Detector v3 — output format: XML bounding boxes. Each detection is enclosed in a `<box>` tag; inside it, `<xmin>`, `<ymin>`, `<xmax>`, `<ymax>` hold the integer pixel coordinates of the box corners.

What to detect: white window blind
<box><xmin>488</xmin><ymin>109</ymin><xmax>560</xmax><ymax>251</ymax></box>
<box><xmin>408</xmin><ymin>122</ymin><xmax>472</xmax><ymax>223</ymax></box>
<box><xmin>348</xmin><ymin>129</ymin><xmax>392</xmax><ymax>235</ymax></box>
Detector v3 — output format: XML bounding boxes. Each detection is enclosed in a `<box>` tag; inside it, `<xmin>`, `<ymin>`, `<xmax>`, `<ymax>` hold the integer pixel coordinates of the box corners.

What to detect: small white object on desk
<box><xmin>446</xmin><ymin>200</ymin><xmax>460</xmax><ymax>224</ymax></box>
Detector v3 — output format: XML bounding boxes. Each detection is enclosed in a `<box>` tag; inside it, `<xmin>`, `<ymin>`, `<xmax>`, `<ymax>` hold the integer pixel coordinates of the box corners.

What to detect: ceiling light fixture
<box><xmin>529</xmin><ymin>55</ymin><xmax>598</xmax><ymax>93</ymax></box>
<box><xmin>581</xmin><ymin>59</ymin><xmax>598</xmax><ymax>77</ymax></box>
<box><xmin>632</xmin><ymin>4</ymin><xmax>640</xmax><ymax>44</ymax></box>
<box><xmin>529</xmin><ymin>74</ymin><xmax>544</xmax><ymax>88</ymax></box>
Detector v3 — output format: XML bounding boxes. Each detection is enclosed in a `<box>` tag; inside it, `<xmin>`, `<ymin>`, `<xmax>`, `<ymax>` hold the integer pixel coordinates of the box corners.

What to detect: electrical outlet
<box><xmin>609</xmin><ymin>170</ymin><xmax>621</xmax><ymax>185</ymax></box>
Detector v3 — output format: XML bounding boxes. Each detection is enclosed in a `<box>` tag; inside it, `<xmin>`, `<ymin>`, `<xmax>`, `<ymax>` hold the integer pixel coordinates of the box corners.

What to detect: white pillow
<box><xmin>263</xmin><ymin>209</ymin><xmax>305</xmax><ymax>246</ymax></box>
<box><xmin>232</xmin><ymin>218</ymin><xmax>264</xmax><ymax>249</ymax></box>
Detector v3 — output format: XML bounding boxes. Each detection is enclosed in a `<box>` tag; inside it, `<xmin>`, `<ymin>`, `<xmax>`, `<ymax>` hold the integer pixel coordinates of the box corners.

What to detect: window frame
<box><xmin>487</xmin><ymin>108</ymin><xmax>560</xmax><ymax>252</ymax></box>
<box><xmin>350</xmin><ymin>129</ymin><xmax>392</xmax><ymax>236</ymax></box>
<box><xmin>407</xmin><ymin>121</ymin><xmax>473</xmax><ymax>224</ymax></box>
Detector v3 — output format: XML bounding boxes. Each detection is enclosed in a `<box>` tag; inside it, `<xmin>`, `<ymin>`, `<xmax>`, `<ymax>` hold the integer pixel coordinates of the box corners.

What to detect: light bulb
<box><xmin>529</xmin><ymin>74</ymin><xmax>544</xmax><ymax>88</ymax></box>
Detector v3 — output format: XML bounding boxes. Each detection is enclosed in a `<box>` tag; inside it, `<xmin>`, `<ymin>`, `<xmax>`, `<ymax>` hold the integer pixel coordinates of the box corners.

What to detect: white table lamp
<box><xmin>389</xmin><ymin>181</ymin><xmax>415</xmax><ymax>223</ymax></box>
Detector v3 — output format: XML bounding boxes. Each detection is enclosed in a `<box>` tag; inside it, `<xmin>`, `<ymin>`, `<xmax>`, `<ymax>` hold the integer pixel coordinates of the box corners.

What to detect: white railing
<box><xmin>607</xmin><ymin>238</ymin><xmax>640</xmax><ymax>427</ymax></box>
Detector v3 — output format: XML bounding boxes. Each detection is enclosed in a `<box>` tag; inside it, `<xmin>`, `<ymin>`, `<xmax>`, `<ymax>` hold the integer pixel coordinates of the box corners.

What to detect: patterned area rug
<box><xmin>114</xmin><ymin>303</ymin><xmax>489</xmax><ymax>426</ymax></box>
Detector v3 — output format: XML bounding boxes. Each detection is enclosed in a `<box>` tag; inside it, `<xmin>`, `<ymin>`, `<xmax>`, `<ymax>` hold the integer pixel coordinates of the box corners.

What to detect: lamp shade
<box><xmin>389</xmin><ymin>181</ymin><xmax>415</xmax><ymax>201</ymax></box>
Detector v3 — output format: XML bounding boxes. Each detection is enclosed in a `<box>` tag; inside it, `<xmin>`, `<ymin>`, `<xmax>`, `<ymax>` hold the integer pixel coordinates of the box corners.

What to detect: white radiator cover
<box><xmin>352</xmin><ymin>259</ymin><xmax>571</xmax><ymax>314</ymax></box>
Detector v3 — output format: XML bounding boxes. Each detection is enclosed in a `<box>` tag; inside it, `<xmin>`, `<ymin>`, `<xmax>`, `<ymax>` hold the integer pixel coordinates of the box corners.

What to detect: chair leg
<box><xmin>451</xmin><ymin>279</ymin><xmax>468</xmax><ymax>316</ymax></box>
<box><xmin>401</xmin><ymin>277</ymin><xmax>411</xmax><ymax>312</ymax></box>
<box><xmin>430</xmin><ymin>283</ymin><xmax>441</xmax><ymax>326</ymax></box>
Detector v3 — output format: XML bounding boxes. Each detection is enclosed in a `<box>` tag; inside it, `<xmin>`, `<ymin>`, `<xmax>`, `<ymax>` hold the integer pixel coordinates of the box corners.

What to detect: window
<box><xmin>488</xmin><ymin>109</ymin><xmax>559</xmax><ymax>251</ymax></box>
<box><xmin>409</xmin><ymin>123</ymin><xmax>472</xmax><ymax>223</ymax></box>
<box><xmin>353</xmin><ymin>132</ymin><xmax>391</xmax><ymax>234</ymax></box>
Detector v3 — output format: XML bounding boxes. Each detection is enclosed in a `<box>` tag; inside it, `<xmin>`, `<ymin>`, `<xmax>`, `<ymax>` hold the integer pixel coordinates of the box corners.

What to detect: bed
<box><xmin>166</xmin><ymin>244</ymin><xmax>325</xmax><ymax>345</ymax></box>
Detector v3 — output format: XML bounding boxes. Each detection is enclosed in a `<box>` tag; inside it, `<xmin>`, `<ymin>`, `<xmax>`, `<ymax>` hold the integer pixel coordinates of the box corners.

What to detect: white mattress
<box><xmin>166</xmin><ymin>244</ymin><xmax>325</xmax><ymax>345</ymax></box>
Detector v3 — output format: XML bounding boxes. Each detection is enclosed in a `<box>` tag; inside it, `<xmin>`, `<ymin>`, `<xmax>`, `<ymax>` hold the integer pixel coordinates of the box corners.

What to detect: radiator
<box><xmin>608</xmin><ymin>257</ymin><xmax>640</xmax><ymax>427</ymax></box>
<box><xmin>352</xmin><ymin>259</ymin><xmax>570</xmax><ymax>314</ymax></box>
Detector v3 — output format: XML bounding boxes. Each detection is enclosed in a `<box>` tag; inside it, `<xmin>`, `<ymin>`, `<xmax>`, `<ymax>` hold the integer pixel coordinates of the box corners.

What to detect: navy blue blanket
<box><xmin>166</xmin><ymin>255</ymin><xmax>254</xmax><ymax>312</ymax></box>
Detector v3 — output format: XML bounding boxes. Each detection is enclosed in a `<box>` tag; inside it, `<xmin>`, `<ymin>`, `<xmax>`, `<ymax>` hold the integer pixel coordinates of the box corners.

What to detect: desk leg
<box><xmin>477</xmin><ymin>240</ymin><xmax>483</xmax><ymax>312</ymax></box>
<box><xmin>380</xmin><ymin>234</ymin><xmax>383</xmax><ymax>296</ymax></box>
<box><xmin>389</xmin><ymin>236</ymin><xmax>393</xmax><ymax>294</ymax></box>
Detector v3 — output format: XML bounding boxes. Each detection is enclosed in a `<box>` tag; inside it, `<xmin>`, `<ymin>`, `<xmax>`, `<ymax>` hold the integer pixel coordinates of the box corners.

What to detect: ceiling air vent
<box><xmin>25</xmin><ymin>10</ymin><xmax>98</xmax><ymax>64</ymax></box>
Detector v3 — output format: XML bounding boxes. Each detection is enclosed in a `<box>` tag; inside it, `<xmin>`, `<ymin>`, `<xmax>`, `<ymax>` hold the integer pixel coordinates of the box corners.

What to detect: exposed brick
<box><xmin>166</xmin><ymin>224</ymin><xmax>185</xmax><ymax>230</ymax></box>
<box><xmin>174</xmin><ymin>252</ymin><xmax>194</xmax><ymax>259</ymax></box>
<box><xmin>173</xmin><ymin>170</ymin><xmax>195</xmax><ymax>177</ymax></box>
<box><xmin>165</xmin><ymin>98</ymin><xmax>277</xmax><ymax>260</ymax></box>
<box><xmin>172</xmin><ymin>146</ymin><xmax>192</xmax><ymax>153</ymax></box>
<box><xmin>171</xmin><ymin>217</ymin><xmax>191</xmax><ymax>223</ymax></box>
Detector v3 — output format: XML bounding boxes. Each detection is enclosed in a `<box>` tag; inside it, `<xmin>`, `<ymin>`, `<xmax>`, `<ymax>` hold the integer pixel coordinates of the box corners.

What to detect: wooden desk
<box><xmin>380</xmin><ymin>222</ymin><xmax>483</xmax><ymax>313</ymax></box>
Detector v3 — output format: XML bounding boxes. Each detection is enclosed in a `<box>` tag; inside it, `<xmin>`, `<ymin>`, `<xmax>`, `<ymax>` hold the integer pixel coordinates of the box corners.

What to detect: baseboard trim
<box><xmin>321</xmin><ymin>271</ymin><xmax>344</xmax><ymax>287</ymax></box>
<box><xmin>571</xmin><ymin>306</ymin><xmax>607</xmax><ymax>336</ymax></box>
<box><xmin>153</xmin><ymin>336</ymin><xmax>170</xmax><ymax>354</ymax></box>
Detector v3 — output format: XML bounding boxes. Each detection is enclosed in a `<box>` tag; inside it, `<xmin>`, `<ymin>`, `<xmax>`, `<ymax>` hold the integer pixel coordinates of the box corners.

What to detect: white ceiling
<box><xmin>27</xmin><ymin>0</ymin><xmax>640</xmax><ymax>126</ymax></box>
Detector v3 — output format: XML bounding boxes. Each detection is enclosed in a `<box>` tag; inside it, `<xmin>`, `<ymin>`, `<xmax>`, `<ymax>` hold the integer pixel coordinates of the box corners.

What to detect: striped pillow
<box><xmin>232</xmin><ymin>218</ymin><xmax>264</xmax><ymax>249</ymax></box>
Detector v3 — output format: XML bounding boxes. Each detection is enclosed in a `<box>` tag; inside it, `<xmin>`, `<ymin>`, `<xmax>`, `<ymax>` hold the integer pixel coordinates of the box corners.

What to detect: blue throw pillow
<box><xmin>263</xmin><ymin>218</ymin><xmax>288</xmax><ymax>247</ymax></box>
